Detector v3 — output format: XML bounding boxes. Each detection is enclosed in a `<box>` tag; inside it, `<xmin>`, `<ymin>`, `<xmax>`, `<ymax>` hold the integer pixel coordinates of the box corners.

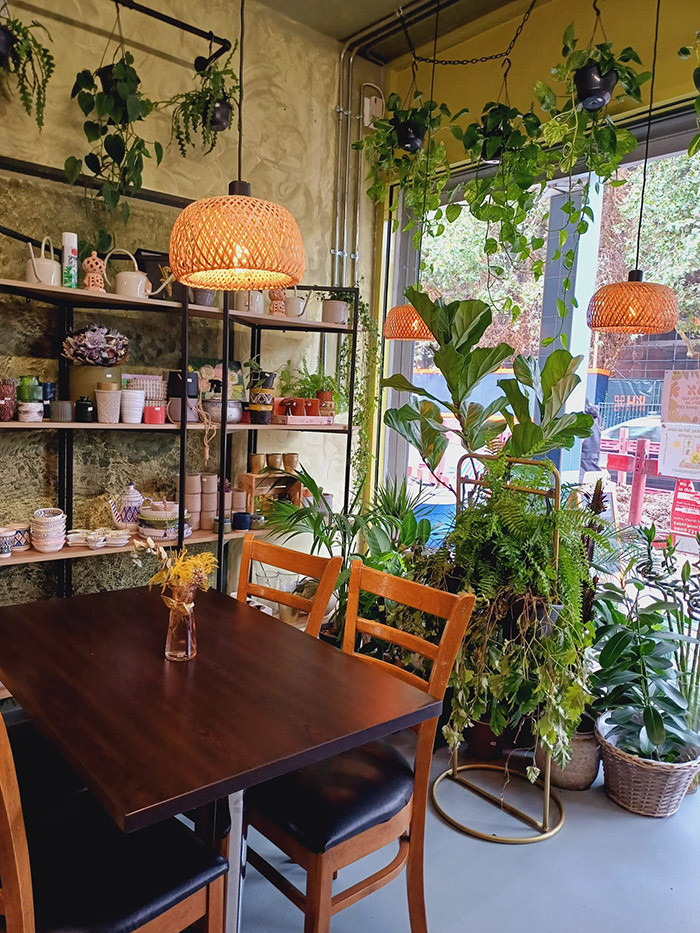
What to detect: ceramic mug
<box><xmin>232</xmin><ymin>512</ymin><xmax>252</xmax><ymax>531</ymax></box>
<box><xmin>8</xmin><ymin>523</ymin><xmax>30</xmax><ymax>552</ymax></box>
<box><xmin>0</xmin><ymin>528</ymin><xmax>14</xmax><ymax>559</ymax></box>
<box><xmin>249</xmin><ymin>453</ymin><xmax>266</xmax><ymax>474</ymax></box>
<box><xmin>283</xmin><ymin>453</ymin><xmax>299</xmax><ymax>472</ymax></box>
<box><xmin>266</xmin><ymin>453</ymin><xmax>284</xmax><ymax>470</ymax></box>
<box><xmin>26</xmin><ymin>237</ymin><xmax>61</xmax><ymax>286</ymax></box>
<box><xmin>233</xmin><ymin>290</ymin><xmax>264</xmax><ymax>314</ymax></box>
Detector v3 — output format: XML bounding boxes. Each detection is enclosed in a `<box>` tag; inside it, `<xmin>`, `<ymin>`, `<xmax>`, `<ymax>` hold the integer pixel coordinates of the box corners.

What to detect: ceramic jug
<box><xmin>108</xmin><ymin>481</ymin><xmax>144</xmax><ymax>531</ymax></box>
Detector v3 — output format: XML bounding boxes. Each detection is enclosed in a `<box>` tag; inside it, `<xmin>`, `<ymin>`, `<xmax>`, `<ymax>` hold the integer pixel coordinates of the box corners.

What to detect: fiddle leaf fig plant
<box><xmin>65</xmin><ymin>52</ymin><xmax>162</xmax><ymax>223</ymax></box>
<box><xmin>678</xmin><ymin>34</ymin><xmax>700</xmax><ymax>158</ymax></box>
<box><xmin>0</xmin><ymin>14</ymin><xmax>54</xmax><ymax>129</ymax></box>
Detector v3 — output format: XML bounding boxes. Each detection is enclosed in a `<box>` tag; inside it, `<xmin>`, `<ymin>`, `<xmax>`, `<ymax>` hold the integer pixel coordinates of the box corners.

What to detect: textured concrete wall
<box><xmin>0</xmin><ymin>1</ymin><xmax>382</xmax><ymax>604</ymax></box>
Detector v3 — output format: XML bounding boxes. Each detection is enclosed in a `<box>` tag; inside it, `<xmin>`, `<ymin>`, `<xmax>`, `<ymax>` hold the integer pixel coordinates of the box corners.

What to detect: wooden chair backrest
<box><xmin>236</xmin><ymin>535</ymin><xmax>342</xmax><ymax>637</ymax></box>
<box><xmin>0</xmin><ymin>715</ymin><xmax>35</xmax><ymax>932</ymax></box>
<box><xmin>343</xmin><ymin>560</ymin><xmax>475</xmax><ymax>702</ymax></box>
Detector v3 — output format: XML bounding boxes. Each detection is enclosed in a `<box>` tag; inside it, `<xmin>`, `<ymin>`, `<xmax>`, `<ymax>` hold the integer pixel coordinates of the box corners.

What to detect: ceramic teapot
<box><xmin>108</xmin><ymin>481</ymin><xmax>145</xmax><ymax>530</ymax></box>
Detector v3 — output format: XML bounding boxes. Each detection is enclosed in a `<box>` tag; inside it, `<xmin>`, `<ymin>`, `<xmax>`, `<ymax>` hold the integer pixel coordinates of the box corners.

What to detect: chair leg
<box><xmin>206</xmin><ymin>875</ymin><xmax>226</xmax><ymax>933</ymax></box>
<box><xmin>304</xmin><ymin>853</ymin><xmax>333</xmax><ymax>933</ymax></box>
<box><xmin>405</xmin><ymin>836</ymin><xmax>428</xmax><ymax>933</ymax></box>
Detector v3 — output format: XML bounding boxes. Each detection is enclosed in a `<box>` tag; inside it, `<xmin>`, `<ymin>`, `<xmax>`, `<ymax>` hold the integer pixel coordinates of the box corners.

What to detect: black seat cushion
<box><xmin>25</xmin><ymin>793</ymin><xmax>228</xmax><ymax>933</ymax></box>
<box><xmin>246</xmin><ymin>740</ymin><xmax>414</xmax><ymax>853</ymax></box>
<box><xmin>2</xmin><ymin>707</ymin><xmax>86</xmax><ymax>821</ymax></box>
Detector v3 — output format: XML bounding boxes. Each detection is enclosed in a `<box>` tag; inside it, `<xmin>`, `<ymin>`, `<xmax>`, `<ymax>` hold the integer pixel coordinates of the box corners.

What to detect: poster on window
<box><xmin>671</xmin><ymin>480</ymin><xmax>700</xmax><ymax>537</ymax></box>
<box><xmin>662</xmin><ymin>370</ymin><xmax>700</xmax><ymax>423</ymax></box>
<box><xmin>659</xmin><ymin>423</ymin><xmax>700</xmax><ymax>479</ymax></box>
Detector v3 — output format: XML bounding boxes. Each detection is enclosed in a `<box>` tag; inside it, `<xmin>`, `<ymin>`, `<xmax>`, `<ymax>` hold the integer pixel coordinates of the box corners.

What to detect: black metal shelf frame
<box><xmin>2</xmin><ymin>283</ymin><xmax>357</xmax><ymax>598</ymax></box>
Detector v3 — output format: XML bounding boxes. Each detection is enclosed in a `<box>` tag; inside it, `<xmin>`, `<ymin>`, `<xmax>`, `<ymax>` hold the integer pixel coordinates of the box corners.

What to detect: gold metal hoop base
<box><xmin>431</xmin><ymin>762</ymin><xmax>565</xmax><ymax>845</ymax></box>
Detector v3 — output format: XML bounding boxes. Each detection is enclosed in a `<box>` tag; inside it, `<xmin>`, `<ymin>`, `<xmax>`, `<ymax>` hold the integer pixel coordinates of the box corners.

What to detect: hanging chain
<box><xmin>399</xmin><ymin>0</ymin><xmax>537</xmax><ymax>67</ymax></box>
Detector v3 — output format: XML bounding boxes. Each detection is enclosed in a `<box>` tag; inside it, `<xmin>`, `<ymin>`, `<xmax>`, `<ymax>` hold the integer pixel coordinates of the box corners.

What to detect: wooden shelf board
<box><xmin>0</xmin><ymin>529</ymin><xmax>260</xmax><ymax>568</ymax></box>
<box><xmin>0</xmin><ymin>279</ymin><xmax>353</xmax><ymax>332</ymax></box>
<box><xmin>0</xmin><ymin>685</ymin><xmax>11</xmax><ymax>701</ymax></box>
<box><xmin>0</xmin><ymin>420</ymin><xmax>348</xmax><ymax>433</ymax></box>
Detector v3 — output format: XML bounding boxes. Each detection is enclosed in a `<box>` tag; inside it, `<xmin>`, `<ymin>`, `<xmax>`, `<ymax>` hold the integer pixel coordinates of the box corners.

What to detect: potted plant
<box><xmin>0</xmin><ymin>12</ymin><xmax>54</xmax><ymax>129</ymax></box>
<box><xmin>279</xmin><ymin>357</ymin><xmax>346</xmax><ymax>412</ymax></box>
<box><xmin>167</xmin><ymin>50</ymin><xmax>239</xmax><ymax>156</ymax></box>
<box><xmin>244</xmin><ymin>359</ymin><xmax>277</xmax><ymax>425</ymax></box>
<box><xmin>678</xmin><ymin>34</ymin><xmax>700</xmax><ymax>158</ymax></box>
<box><xmin>62</xmin><ymin>324</ymin><xmax>129</xmax><ymax>402</ymax></box>
<box><xmin>590</xmin><ymin>531</ymin><xmax>700</xmax><ymax>817</ymax></box>
<box><xmin>65</xmin><ymin>51</ymin><xmax>162</xmax><ymax>223</ymax></box>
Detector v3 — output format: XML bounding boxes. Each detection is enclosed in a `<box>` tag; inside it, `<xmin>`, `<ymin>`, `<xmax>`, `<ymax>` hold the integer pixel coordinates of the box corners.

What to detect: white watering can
<box><xmin>104</xmin><ymin>248</ymin><xmax>175</xmax><ymax>300</ymax></box>
<box><xmin>26</xmin><ymin>237</ymin><xmax>61</xmax><ymax>286</ymax></box>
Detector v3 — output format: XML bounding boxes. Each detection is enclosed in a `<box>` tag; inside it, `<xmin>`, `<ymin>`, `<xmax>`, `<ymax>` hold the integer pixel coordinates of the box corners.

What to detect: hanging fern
<box><xmin>1</xmin><ymin>17</ymin><xmax>54</xmax><ymax>129</ymax></box>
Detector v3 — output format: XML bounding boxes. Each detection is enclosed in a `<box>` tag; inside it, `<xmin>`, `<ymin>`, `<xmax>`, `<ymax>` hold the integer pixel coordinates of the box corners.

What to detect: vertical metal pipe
<box><xmin>177</xmin><ymin>291</ymin><xmax>189</xmax><ymax>550</ymax></box>
<box><xmin>216</xmin><ymin>292</ymin><xmax>231</xmax><ymax>592</ymax></box>
<box><xmin>542</xmin><ymin>752</ymin><xmax>552</xmax><ymax>831</ymax></box>
<box><xmin>343</xmin><ymin>288</ymin><xmax>360</xmax><ymax>511</ymax></box>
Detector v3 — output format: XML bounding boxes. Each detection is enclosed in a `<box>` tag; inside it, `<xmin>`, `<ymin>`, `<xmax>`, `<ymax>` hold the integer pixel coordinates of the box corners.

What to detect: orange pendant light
<box><xmin>384</xmin><ymin>304</ymin><xmax>435</xmax><ymax>341</ymax></box>
<box><xmin>588</xmin><ymin>0</ymin><xmax>677</xmax><ymax>335</ymax></box>
<box><xmin>168</xmin><ymin>0</ymin><xmax>304</xmax><ymax>292</ymax></box>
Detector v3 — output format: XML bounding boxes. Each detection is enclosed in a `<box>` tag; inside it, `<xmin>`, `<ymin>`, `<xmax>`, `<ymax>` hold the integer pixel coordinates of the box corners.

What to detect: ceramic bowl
<box><xmin>31</xmin><ymin>529</ymin><xmax>66</xmax><ymax>542</ymax></box>
<box><xmin>0</xmin><ymin>528</ymin><xmax>15</xmax><ymax>559</ymax></box>
<box><xmin>66</xmin><ymin>529</ymin><xmax>89</xmax><ymax>546</ymax></box>
<box><xmin>87</xmin><ymin>533</ymin><xmax>107</xmax><ymax>549</ymax></box>
<box><xmin>31</xmin><ymin>538</ymin><xmax>65</xmax><ymax>553</ymax></box>
<box><xmin>137</xmin><ymin>523</ymin><xmax>191</xmax><ymax>541</ymax></box>
<box><xmin>33</xmin><ymin>508</ymin><xmax>65</xmax><ymax>522</ymax></box>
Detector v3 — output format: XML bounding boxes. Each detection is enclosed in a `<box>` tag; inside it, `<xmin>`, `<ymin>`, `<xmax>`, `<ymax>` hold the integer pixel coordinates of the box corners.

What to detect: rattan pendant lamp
<box><xmin>587</xmin><ymin>0</ymin><xmax>678</xmax><ymax>334</ymax></box>
<box><xmin>169</xmin><ymin>0</ymin><xmax>304</xmax><ymax>290</ymax></box>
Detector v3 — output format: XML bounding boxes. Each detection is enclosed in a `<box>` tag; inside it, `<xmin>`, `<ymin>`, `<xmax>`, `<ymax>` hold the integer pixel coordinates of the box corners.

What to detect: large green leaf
<box><xmin>498</xmin><ymin>378</ymin><xmax>531</xmax><ymax>425</ymax></box>
<box><xmin>543</xmin><ymin>373</ymin><xmax>580</xmax><ymax>425</ymax></box>
<box><xmin>405</xmin><ymin>286</ymin><xmax>451</xmax><ymax>345</ymax></box>
<box><xmin>512</xmin><ymin>355</ymin><xmax>542</xmax><ymax>401</ymax></box>
<box><xmin>465</xmin><ymin>343</ymin><xmax>513</xmax><ymax>394</ymax></box>
<box><xmin>508</xmin><ymin>421</ymin><xmax>544</xmax><ymax>457</ymax></box>
<box><xmin>459</xmin><ymin>398</ymin><xmax>507</xmax><ymax>451</ymax></box>
<box><xmin>381</xmin><ymin>374</ymin><xmax>449</xmax><ymax>408</ymax></box>
<box><xmin>540</xmin><ymin>349</ymin><xmax>582</xmax><ymax>397</ymax></box>
<box><xmin>450</xmin><ymin>299</ymin><xmax>492</xmax><ymax>351</ymax></box>
<box><xmin>365</xmin><ymin>524</ymin><xmax>392</xmax><ymax>557</ymax></box>
<box><xmin>599</xmin><ymin>630</ymin><xmax>634</xmax><ymax>668</ymax></box>
<box><xmin>384</xmin><ymin>400</ymin><xmax>448</xmax><ymax>472</ymax></box>
<box><xmin>643</xmin><ymin>705</ymin><xmax>666</xmax><ymax>747</ymax></box>
<box><xmin>433</xmin><ymin>344</ymin><xmax>466</xmax><ymax>405</ymax></box>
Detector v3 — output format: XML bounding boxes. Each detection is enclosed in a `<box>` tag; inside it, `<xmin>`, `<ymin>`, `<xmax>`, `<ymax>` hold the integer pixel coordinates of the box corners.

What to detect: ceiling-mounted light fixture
<box><xmin>169</xmin><ymin>0</ymin><xmax>304</xmax><ymax>291</ymax></box>
<box><xmin>587</xmin><ymin>0</ymin><xmax>678</xmax><ymax>334</ymax></box>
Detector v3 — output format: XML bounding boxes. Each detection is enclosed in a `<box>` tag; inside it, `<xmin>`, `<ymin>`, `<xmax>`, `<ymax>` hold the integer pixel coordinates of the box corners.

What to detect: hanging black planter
<box><xmin>0</xmin><ymin>24</ymin><xmax>14</xmax><ymax>67</ymax></box>
<box><xmin>210</xmin><ymin>99</ymin><xmax>231</xmax><ymax>132</ymax></box>
<box><xmin>392</xmin><ymin>118</ymin><xmax>424</xmax><ymax>153</ymax></box>
<box><xmin>574</xmin><ymin>61</ymin><xmax>618</xmax><ymax>112</ymax></box>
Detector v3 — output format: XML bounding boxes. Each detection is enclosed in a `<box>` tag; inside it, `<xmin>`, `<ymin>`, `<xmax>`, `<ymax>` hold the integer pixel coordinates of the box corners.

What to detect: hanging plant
<box><xmin>678</xmin><ymin>34</ymin><xmax>700</xmax><ymax>158</ymax></box>
<box><xmin>352</xmin><ymin>91</ymin><xmax>463</xmax><ymax>241</ymax></box>
<box><xmin>64</xmin><ymin>51</ymin><xmax>162</xmax><ymax>223</ymax></box>
<box><xmin>0</xmin><ymin>11</ymin><xmax>54</xmax><ymax>129</ymax></box>
<box><xmin>166</xmin><ymin>49</ymin><xmax>239</xmax><ymax>156</ymax></box>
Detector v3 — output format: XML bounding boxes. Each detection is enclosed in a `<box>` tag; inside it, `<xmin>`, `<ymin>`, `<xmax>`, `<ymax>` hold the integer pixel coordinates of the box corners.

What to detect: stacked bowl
<box><xmin>31</xmin><ymin>508</ymin><xmax>66</xmax><ymax>553</ymax></box>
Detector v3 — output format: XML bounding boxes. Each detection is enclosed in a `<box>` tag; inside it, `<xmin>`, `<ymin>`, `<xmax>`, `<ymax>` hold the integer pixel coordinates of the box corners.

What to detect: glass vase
<box><xmin>164</xmin><ymin>585</ymin><xmax>197</xmax><ymax>662</ymax></box>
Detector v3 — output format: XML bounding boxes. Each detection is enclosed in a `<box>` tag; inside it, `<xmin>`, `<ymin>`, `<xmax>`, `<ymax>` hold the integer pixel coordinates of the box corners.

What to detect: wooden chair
<box><xmin>245</xmin><ymin>559</ymin><xmax>475</xmax><ymax>933</ymax></box>
<box><xmin>0</xmin><ymin>712</ymin><xmax>227</xmax><ymax>933</ymax></box>
<box><xmin>236</xmin><ymin>534</ymin><xmax>342</xmax><ymax>637</ymax></box>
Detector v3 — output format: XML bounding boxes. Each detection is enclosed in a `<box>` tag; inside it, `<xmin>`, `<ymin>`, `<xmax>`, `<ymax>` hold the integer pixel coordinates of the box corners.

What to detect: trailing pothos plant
<box><xmin>381</xmin><ymin>287</ymin><xmax>593</xmax><ymax>482</ymax></box>
<box><xmin>352</xmin><ymin>90</ymin><xmax>464</xmax><ymax>242</ymax></box>
<box><xmin>65</xmin><ymin>52</ymin><xmax>162</xmax><ymax>223</ymax></box>
<box><xmin>678</xmin><ymin>34</ymin><xmax>700</xmax><ymax>158</ymax></box>
<box><xmin>0</xmin><ymin>12</ymin><xmax>54</xmax><ymax>129</ymax></box>
<box><xmin>167</xmin><ymin>50</ymin><xmax>239</xmax><ymax>156</ymax></box>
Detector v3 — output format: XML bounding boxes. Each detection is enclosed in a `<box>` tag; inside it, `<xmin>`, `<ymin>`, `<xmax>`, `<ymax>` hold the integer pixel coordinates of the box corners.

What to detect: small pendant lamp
<box><xmin>587</xmin><ymin>0</ymin><xmax>678</xmax><ymax>334</ymax></box>
<box><xmin>169</xmin><ymin>0</ymin><xmax>304</xmax><ymax>291</ymax></box>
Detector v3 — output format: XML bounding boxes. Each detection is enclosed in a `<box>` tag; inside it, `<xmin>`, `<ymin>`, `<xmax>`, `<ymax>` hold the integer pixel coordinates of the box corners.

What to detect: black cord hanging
<box><xmin>632</xmin><ymin>0</ymin><xmax>662</xmax><ymax>275</ymax></box>
<box><xmin>237</xmin><ymin>0</ymin><xmax>245</xmax><ymax>182</ymax></box>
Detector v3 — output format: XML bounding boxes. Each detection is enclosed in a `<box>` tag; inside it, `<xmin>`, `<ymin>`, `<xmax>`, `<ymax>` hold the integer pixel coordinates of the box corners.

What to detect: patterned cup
<box><xmin>8</xmin><ymin>523</ymin><xmax>30</xmax><ymax>552</ymax></box>
<box><xmin>0</xmin><ymin>528</ymin><xmax>15</xmax><ymax>559</ymax></box>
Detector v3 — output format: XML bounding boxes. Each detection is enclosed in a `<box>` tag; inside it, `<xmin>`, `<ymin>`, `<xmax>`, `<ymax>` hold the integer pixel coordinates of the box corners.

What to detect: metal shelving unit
<box><xmin>0</xmin><ymin>279</ymin><xmax>358</xmax><ymax>597</ymax></box>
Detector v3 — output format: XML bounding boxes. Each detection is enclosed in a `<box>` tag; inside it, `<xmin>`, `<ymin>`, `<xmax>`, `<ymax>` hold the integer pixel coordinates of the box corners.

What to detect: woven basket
<box><xmin>128</xmin><ymin>378</ymin><xmax>167</xmax><ymax>401</ymax></box>
<box><xmin>596</xmin><ymin>716</ymin><xmax>700</xmax><ymax>817</ymax></box>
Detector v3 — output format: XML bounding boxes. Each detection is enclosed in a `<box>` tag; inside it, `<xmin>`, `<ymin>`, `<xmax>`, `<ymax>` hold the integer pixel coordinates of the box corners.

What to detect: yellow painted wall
<box><xmin>390</xmin><ymin>0</ymin><xmax>697</xmax><ymax>163</ymax></box>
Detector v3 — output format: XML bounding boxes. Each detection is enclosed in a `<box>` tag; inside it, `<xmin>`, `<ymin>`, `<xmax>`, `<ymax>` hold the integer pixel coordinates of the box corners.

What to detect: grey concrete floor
<box><xmin>240</xmin><ymin>737</ymin><xmax>700</xmax><ymax>933</ymax></box>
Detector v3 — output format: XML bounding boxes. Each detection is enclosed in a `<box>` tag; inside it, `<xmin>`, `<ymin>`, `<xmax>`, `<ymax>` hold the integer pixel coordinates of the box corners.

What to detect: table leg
<box><xmin>226</xmin><ymin>791</ymin><xmax>246</xmax><ymax>933</ymax></box>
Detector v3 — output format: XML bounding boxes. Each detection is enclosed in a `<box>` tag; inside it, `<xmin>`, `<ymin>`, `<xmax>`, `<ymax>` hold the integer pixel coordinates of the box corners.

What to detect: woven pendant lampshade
<box><xmin>587</xmin><ymin>271</ymin><xmax>679</xmax><ymax>334</ymax></box>
<box><xmin>384</xmin><ymin>304</ymin><xmax>435</xmax><ymax>341</ymax></box>
<box><xmin>169</xmin><ymin>185</ymin><xmax>305</xmax><ymax>292</ymax></box>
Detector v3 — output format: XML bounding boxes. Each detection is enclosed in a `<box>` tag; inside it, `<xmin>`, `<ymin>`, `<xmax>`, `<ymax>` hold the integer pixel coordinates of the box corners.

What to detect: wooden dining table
<box><xmin>0</xmin><ymin>586</ymin><xmax>441</xmax><ymax>931</ymax></box>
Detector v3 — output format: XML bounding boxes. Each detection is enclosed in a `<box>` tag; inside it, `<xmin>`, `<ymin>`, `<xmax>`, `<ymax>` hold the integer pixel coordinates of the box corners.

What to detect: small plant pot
<box><xmin>250</xmin><ymin>372</ymin><xmax>276</xmax><ymax>390</ymax></box>
<box><xmin>574</xmin><ymin>62</ymin><xmax>618</xmax><ymax>112</ymax></box>
<box><xmin>392</xmin><ymin>119</ymin><xmax>424</xmax><ymax>153</ymax></box>
<box><xmin>210</xmin><ymin>99</ymin><xmax>231</xmax><ymax>132</ymax></box>
<box><xmin>535</xmin><ymin>717</ymin><xmax>600</xmax><ymax>790</ymax></box>
<box><xmin>0</xmin><ymin>24</ymin><xmax>14</xmax><ymax>66</ymax></box>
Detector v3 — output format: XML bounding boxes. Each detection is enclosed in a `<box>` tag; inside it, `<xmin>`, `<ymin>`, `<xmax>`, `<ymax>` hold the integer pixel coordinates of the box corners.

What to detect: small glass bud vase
<box><xmin>164</xmin><ymin>584</ymin><xmax>197</xmax><ymax>662</ymax></box>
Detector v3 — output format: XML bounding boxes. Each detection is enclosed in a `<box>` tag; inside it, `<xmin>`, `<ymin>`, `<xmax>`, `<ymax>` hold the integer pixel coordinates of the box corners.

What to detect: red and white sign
<box><xmin>670</xmin><ymin>479</ymin><xmax>700</xmax><ymax>537</ymax></box>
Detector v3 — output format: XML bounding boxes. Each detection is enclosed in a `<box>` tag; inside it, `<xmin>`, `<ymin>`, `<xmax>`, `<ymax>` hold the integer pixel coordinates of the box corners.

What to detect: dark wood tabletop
<box><xmin>0</xmin><ymin>587</ymin><xmax>440</xmax><ymax>831</ymax></box>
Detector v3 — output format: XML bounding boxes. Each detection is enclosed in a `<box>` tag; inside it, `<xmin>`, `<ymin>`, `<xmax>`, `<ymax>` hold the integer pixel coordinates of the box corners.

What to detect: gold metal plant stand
<box><xmin>430</xmin><ymin>454</ymin><xmax>566</xmax><ymax>844</ymax></box>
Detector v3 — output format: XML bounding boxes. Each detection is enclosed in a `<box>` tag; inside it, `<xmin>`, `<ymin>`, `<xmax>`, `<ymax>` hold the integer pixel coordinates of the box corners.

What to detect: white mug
<box><xmin>233</xmin><ymin>290</ymin><xmax>264</xmax><ymax>314</ymax></box>
<box><xmin>26</xmin><ymin>237</ymin><xmax>61</xmax><ymax>286</ymax></box>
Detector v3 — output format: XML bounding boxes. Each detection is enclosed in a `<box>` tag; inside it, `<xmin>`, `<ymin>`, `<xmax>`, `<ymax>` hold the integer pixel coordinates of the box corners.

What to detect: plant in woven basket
<box><xmin>65</xmin><ymin>51</ymin><xmax>163</xmax><ymax>223</ymax></box>
<box><xmin>678</xmin><ymin>33</ymin><xmax>700</xmax><ymax>158</ymax></box>
<box><xmin>590</xmin><ymin>534</ymin><xmax>700</xmax><ymax>763</ymax></box>
<box><xmin>0</xmin><ymin>11</ymin><xmax>54</xmax><ymax>130</ymax></box>
<box><xmin>167</xmin><ymin>50</ymin><xmax>239</xmax><ymax>157</ymax></box>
